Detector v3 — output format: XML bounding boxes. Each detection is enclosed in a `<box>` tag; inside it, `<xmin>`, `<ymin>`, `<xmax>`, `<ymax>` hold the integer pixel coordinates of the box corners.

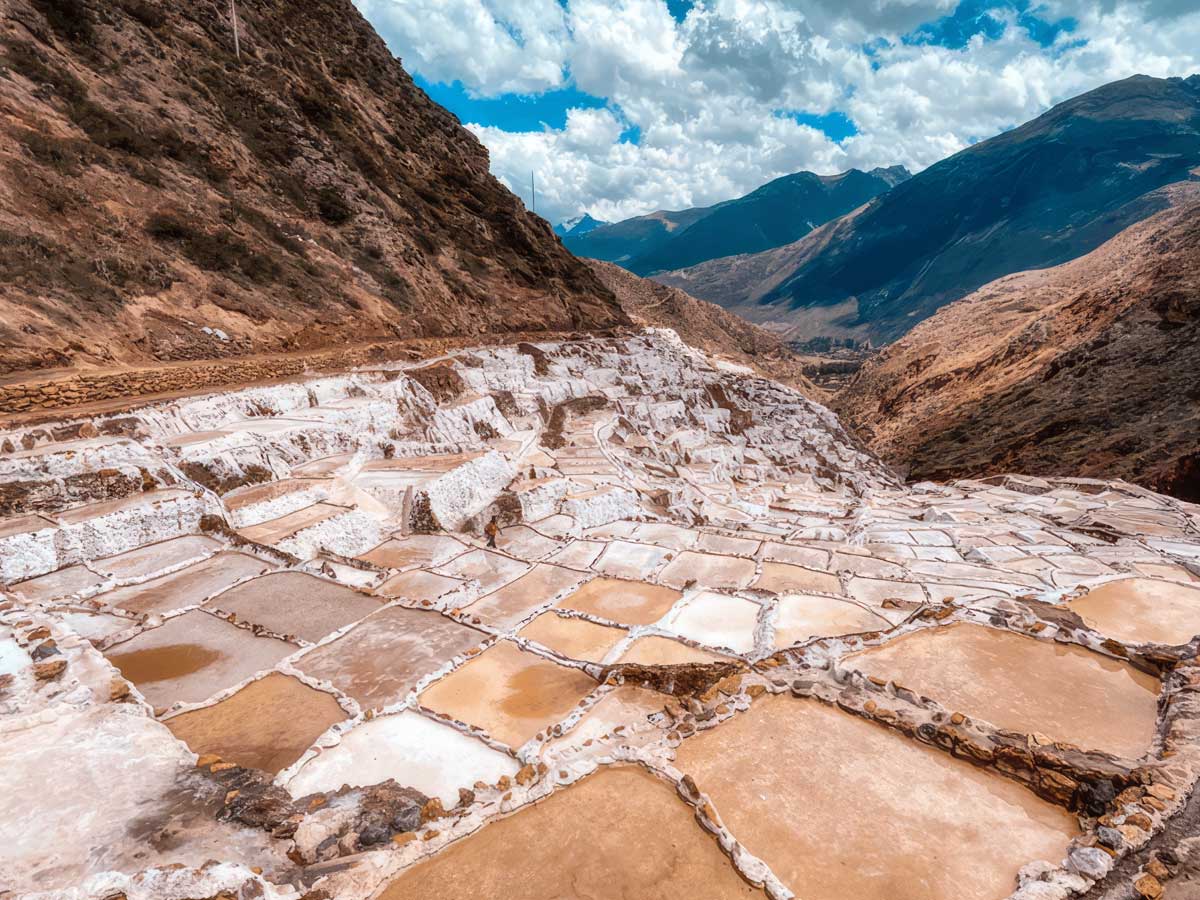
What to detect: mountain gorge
<box><xmin>659</xmin><ymin>75</ymin><xmax>1200</xmax><ymax>345</ymax></box>
<box><xmin>0</xmin><ymin>0</ymin><xmax>626</xmax><ymax>378</ymax></box>
<box><xmin>836</xmin><ymin>182</ymin><xmax>1200</xmax><ymax>500</ymax></box>
<box><xmin>563</xmin><ymin>166</ymin><xmax>908</xmax><ymax>276</ymax></box>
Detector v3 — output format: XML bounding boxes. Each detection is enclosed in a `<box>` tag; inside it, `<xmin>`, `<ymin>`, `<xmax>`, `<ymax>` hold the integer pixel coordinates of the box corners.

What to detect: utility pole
<box><xmin>231</xmin><ymin>0</ymin><xmax>241</xmax><ymax>61</ymax></box>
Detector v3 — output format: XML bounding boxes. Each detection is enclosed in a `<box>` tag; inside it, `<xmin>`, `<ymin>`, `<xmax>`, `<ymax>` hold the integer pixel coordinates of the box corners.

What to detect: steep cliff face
<box><xmin>0</xmin><ymin>0</ymin><xmax>626</xmax><ymax>377</ymax></box>
<box><xmin>835</xmin><ymin>184</ymin><xmax>1200</xmax><ymax>500</ymax></box>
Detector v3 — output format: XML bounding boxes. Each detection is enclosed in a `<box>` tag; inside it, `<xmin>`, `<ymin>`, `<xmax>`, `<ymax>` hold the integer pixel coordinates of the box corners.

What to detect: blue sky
<box><xmin>358</xmin><ymin>0</ymin><xmax>1200</xmax><ymax>224</ymax></box>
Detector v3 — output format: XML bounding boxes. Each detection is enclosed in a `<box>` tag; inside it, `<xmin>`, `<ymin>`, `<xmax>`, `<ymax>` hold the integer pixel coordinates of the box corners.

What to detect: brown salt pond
<box><xmin>675</xmin><ymin>695</ymin><xmax>1078</xmax><ymax>900</ymax></box>
<box><xmin>377</xmin><ymin>569</ymin><xmax>464</xmax><ymax>601</ymax></box>
<box><xmin>55</xmin><ymin>488</ymin><xmax>194</xmax><ymax>524</ymax></box>
<box><xmin>754</xmin><ymin>560</ymin><xmax>842</xmax><ymax>596</ymax></box>
<box><xmin>166</xmin><ymin>673</ymin><xmax>345</xmax><ymax>774</ymax></box>
<box><xmin>658</xmin><ymin>551</ymin><xmax>757</xmax><ymax>590</ymax></box>
<box><xmin>357</xmin><ymin>535</ymin><xmax>465</xmax><ymax>570</ymax></box>
<box><xmin>418</xmin><ymin>641</ymin><xmax>597</xmax><ymax>748</ymax></box>
<box><xmin>0</xmin><ymin>512</ymin><xmax>56</xmax><ymax>540</ymax></box>
<box><xmin>105</xmin><ymin>610</ymin><xmax>295</xmax><ymax>708</ymax></box>
<box><xmin>847</xmin><ymin>623</ymin><xmax>1160</xmax><ymax>758</ymax></box>
<box><xmin>379</xmin><ymin>766</ymin><xmax>762</xmax><ymax>900</ymax></box>
<box><xmin>460</xmin><ymin>564</ymin><xmax>584</xmax><ymax>628</ymax></box>
<box><xmin>223</xmin><ymin>477</ymin><xmax>327</xmax><ymax>511</ymax></box>
<box><xmin>847</xmin><ymin>576</ymin><xmax>928</xmax><ymax>607</ymax></box>
<box><xmin>12</xmin><ymin>565</ymin><xmax>107</xmax><ymax>602</ymax></box>
<box><xmin>1068</xmin><ymin>577</ymin><xmax>1200</xmax><ymax>645</ymax></box>
<box><xmin>237</xmin><ymin>502</ymin><xmax>346</xmax><ymax>545</ymax></box>
<box><xmin>774</xmin><ymin>595</ymin><xmax>890</xmax><ymax>647</ymax></box>
<box><xmin>205</xmin><ymin>571</ymin><xmax>382</xmax><ymax>642</ymax></box>
<box><xmin>557</xmin><ymin>577</ymin><xmax>682</xmax><ymax>625</ymax></box>
<box><xmin>99</xmin><ymin>552</ymin><xmax>272</xmax><ymax>616</ymax></box>
<box><xmin>435</xmin><ymin>548</ymin><xmax>530</xmax><ymax>593</ymax></box>
<box><xmin>296</xmin><ymin>606</ymin><xmax>484</xmax><ymax>709</ymax></box>
<box><xmin>617</xmin><ymin>635</ymin><xmax>727</xmax><ymax>665</ymax></box>
<box><xmin>518</xmin><ymin>612</ymin><xmax>626</xmax><ymax>662</ymax></box>
<box><xmin>544</xmin><ymin>685</ymin><xmax>667</xmax><ymax>754</ymax></box>
<box><xmin>92</xmin><ymin>535</ymin><xmax>222</xmax><ymax>580</ymax></box>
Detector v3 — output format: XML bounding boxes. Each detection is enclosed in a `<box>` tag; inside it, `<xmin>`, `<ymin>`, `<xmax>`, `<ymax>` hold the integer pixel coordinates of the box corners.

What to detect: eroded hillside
<box><xmin>836</xmin><ymin>184</ymin><xmax>1200</xmax><ymax>500</ymax></box>
<box><xmin>0</xmin><ymin>0</ymin><xmax>626</xmax><ymax>377</ymax></box>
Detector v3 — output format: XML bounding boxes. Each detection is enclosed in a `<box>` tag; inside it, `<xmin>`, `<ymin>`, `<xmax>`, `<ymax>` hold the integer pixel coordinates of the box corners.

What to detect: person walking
<box><xmin>484</xmin><ymin>516</ymin><xmax>499</xmax><ymax>548</ymax></box>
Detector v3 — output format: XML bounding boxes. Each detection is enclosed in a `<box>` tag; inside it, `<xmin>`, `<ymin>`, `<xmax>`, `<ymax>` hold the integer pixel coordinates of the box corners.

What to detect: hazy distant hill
<box><xmin>564</xmin><ymin>166</ymin><xmax>908</xmax><ymax>275</ymax></box>
<box><xmin>553</xmin><ymin>213</ymin><xmax>608</xmax><ymax>238</ymax></box>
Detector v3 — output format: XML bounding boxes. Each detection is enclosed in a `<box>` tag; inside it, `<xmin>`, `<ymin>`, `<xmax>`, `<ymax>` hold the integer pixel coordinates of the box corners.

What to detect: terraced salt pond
<box><xmin>285</xmin><ymin>710</ymin><xmax>518</xmax><ymax>805</ymax></box>
<box><xmin>754</xmin><ymin>560</ymin><xmax>842</xmax><ymax>595</ymax></box>
<box><xmin>660</xmin><ymin>590</ymin><xmax>761</xmax><ymax>653</ymax></box>
<box><xmin>5</xmin><ymin>334</ymin><xmax>1200</xmax><ymax>900</ymax></box>
<box><xmin>358</xmin><ymin>535</ymin><xmax>467</xmax><ymax>570</ymax></box>
<box><xmin>557</xmin><ymin>576</ymin><xmax>682</xmax><ymax>625</ymax></box>
<box><xmin>1068</xmin><ymin>577</ymin><xmax>1200</xmax><ymax>645</ymax></box>
<box><xmin>165</xmin><ymin>672</ymin><xmax>347</xmax><ymax>774</ymax></box>
<box><xmin>658</xmin><ymin>550</ymin><xmax>757</xmax><ymax>590</ymax></box>
<box><xmin>12</xmin><ymin>564</ymin><xmax>107</xmax><ymax>602</ymax></box>
<box><xmin>99</xmin><ymin>552</ymin><xmax>272</xmax><ymax>615</ymax></box>
<box><xmin>378</xmin><ymin>767</ymin><xmax>763</xmax><ymax>899</ymax></box>
<box><xmin>846</xmin><ymin>623</ymin><xmax>1161</xmax><ymax>758</ymax></box>
<box><xmin>617</xmin><ymin>634</ymin><xmax>728</xmax><ymax>664</ymax></box>
<box><xmin>773</xmin><ymin>594</ymin><xmax>890</xmax><ymax>646</ymax></box>
<box><xmin>460</xmin><ymin>563</ymin><xmax>583</xmax><ymax>627</ymax></box>
<box><xmin>418</xmin><ymin>640</ymin><xmax>597</xmax><ymax>748</ymax></box>
<box><xmin>205</xmin><ymin>572</ymin><xmax>382</xmax><ymax>642</ymax></box>
<box><xmin>296</xmin><ymin>606</ymin><xmax>484</xmax><ymax>709</ymax></box>
<box><xmin>675</xmin><ymin>696</ymin><xmax>1079</xmax><ymax>900</ymax></box>
<box><xmin>105</xmin><ymin>610</ymin><xmax>296</xmax><ymax>708</ymax></box>
<box><xmin>518</xmin><ymin>611</ymin><xmax>626</xmax><ymax>661</ymax></box>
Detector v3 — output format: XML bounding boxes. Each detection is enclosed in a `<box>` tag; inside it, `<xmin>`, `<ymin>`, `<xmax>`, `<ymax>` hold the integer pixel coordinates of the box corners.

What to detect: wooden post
<box><xmin>231</xmin><ymin>0</ymin><xmax>241</xmax><ymax>61</ymax></box>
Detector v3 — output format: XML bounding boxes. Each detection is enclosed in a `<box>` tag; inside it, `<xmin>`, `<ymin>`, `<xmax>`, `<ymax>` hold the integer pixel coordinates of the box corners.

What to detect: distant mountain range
<box><xmin>563</xmin><ymin>166</ymin><xmax>910</xmax><ymax>276</ymax></box>
<box><xmin>657</xmin><ymin>74</ymin><xmax>1200</xmax><ymax>345</ymax></box>
<box><xmin>554</xmin><ymin>213</ymin><xmax>608</xmax><ymax>238</ymax></box>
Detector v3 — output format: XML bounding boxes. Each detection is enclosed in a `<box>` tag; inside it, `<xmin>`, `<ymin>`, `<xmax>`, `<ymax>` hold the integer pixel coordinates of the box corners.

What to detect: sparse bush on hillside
<box><xmin>316</xmin><ymin>186</ymin><xmax>353</xmax><ymax>224</ymax></box>
<box><xmin>145</xmin><ymin>211</ymin><xmax>281</xmax><ymax>284</ymax></box>
<box><xmin>32</xmin><ymin>0</ymin><xmax>95</xmax><ymax>43</ymax></box>
<box><xmin>120</xmin><ymin>0</ymin><xmax>165</xmax><ymax>30</ymax></box>
<box><xmin>145</xmin><ymin>211</ymin><xmax>191</xmax><ymax>241</ymax></box>
<box><xmin>68</xmin><ymin>100</ymin><xmax>158</xmax><ymax>156</ymax></box>
<box><xmin>18</xmin><ymin>130</ymin><xmax>91</xmax><ymax>176</ymax></box>
<box><xmin>3</xmin><ymin>43</ymin><xmax>87</xmax><ymax>102</ymax></box>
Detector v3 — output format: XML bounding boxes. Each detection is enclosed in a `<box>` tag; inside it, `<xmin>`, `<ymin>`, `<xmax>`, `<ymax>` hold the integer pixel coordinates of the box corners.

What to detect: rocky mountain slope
<box><xmin>586</xmin><ymin>259</ymin><xmax>820</xmax><ymax>394</ymax></box>
<box><xmin>659</xmin><ymin>75</ymin><xmax>1200</xmax><ymax>345</ymax></box>
<box><xmin>835</xmin><ymin>183</ymin><xmax>1200</xmax><ymax>500</ymax></box>
<box><xmin>0</xmin><ymin>0</ymin><xmax>626</xmax><ymax>378</ymax></box>
<box><xmin>564</xmin><ymin>166</ymin><xmax>908</xmax><ymax>276</ymax></box>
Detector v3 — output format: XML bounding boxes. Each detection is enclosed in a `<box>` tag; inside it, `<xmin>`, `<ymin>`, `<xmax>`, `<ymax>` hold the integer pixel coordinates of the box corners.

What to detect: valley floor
<box><xmin>2</xmin><ymin>330</ymin><xmax>1199</xmax><ymax>900</ymax></box>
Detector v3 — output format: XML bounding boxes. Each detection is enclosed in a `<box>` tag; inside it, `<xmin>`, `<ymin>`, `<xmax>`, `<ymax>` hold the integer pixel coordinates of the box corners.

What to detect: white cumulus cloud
<box><xmin>358</xmin><ymin>0</ymin><xmax>1200</xmax><ymax>226</ymax></box>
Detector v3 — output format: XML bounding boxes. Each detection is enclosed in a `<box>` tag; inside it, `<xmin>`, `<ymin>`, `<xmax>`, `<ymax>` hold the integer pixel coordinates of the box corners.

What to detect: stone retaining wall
<box><xmin>0</xmin><ymin>330</ymin><xmax>602</xmax><ymax>419</ymax></box>
<box><xmin>0</xmin><ymin>342</ymin><xmax>416</xmax><ymax>416</ymax></box>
